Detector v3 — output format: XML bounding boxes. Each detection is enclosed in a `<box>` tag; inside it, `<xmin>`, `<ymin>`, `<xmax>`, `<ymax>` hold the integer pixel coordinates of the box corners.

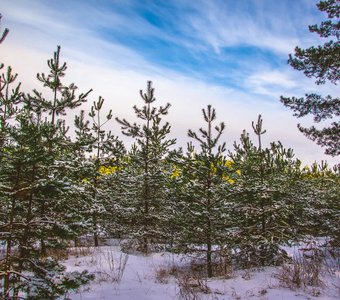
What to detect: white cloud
<box><xmin>1</xmin><ymin>0</ymin><xmax>338</xmax><ymax>167</ymax></box>
<box><xmin>2</xmin><ymin>41</ymin><xmax>337</xmax><ymax>166</ymax></box>
<box><xmin>182</xmin><ymin>0</ymin><xmax>311</xmax><ymax>55</ymax></box>
<box><xmin>244</xmin><ymin>68</ymin><xmax>302</xmax><ymax>98</ymax></box>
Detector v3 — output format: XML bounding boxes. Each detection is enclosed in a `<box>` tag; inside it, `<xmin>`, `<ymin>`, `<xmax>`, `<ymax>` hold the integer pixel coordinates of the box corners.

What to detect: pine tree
<box><xmin>116</xmin><ymin>81</ymin><xmax>176</xmax><ymax>253</ymax></box>
<box><xmin>229</xmin><ymin>115</ymin><xmax>302</xmax><ymax>267</ymax></box>
<box><xmin>0</xmin><ymin>66</ymin><xmax>21</xmax><ymax>149</ymax></box>
<box><xmin>170</xmin><ymin>105</ymin><xmax>233</xmax><ymax>277</ymax></box>
<box><xmin>295</xmin><ymin>162</ymin><xmax>340</xmax><ymax>246</ymax></box>
<box><xmin>73</xmin><ymin>97</ymin><xmax>125</xmax><ymax>246</ymax></box>
<box><xmin>1</xmin><ymin>91</ymin><xmax>93</xmax><ymax>299</ymax></box>
<box><xmin>0</xmin><ymin>15</ymin><xmax>14</xmax><ymax>148</ymax></box>
<box><xmin>0</xmin><ymin>48</ymin><xmax>94</xmax><ymax>298</ymax></box>
<box><xmin>280</xmin><ymin>0</ymin><xmax>340</xmax><ymax>156</ymax></box>
<box><xmin>25</xmin><ymin>45</ymin><xmax>92</xmax><ymax>255</ymax></box>
<box><xmin>0</xmin><ymin>65</ymin><xmax>24</xmax><ymax>299</ymax></box>
<box><xmin>31</xmin><ymin>46</ymin><xmax>91</xmax><ymax>126</ymax></box>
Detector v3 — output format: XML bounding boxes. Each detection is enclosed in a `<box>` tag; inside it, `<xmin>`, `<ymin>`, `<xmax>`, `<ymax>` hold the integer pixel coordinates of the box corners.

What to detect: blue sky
<box><xmin>1</xmin><ymin>0</ymin><xmax>338</xmax><ymax>166</ymax></box>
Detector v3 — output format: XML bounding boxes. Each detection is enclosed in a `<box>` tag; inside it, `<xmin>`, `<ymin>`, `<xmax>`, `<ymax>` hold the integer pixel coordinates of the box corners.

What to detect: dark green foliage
<box><xmin>11</xmin><ymin>258</ymin><xmax>94</xmax><ymax>300</ymax></box>
<box><xmin>74</xmin><ymin>97</ymin><xmax>125</xmax><ymax>246</ymax></box>
<box><xmin>0</xmin><ymin>47</ymin><xmax>94</xmax><ymax>298</ymax></box>
<box><xmin>295</xmin><ymin>162</ymin><xmax>340</xmax><ymax>245</ymax></box>
<box><xmin>22</xmin><ymin>46</ymin><xmax>92</xmax><ymax>255</ymax></box>
<box><xmin>0</xmin><ymin>66</ymin><xmax>22</xmax><ymax>148</ymax></box>
<box><xmin>31</xmin><ymin>46</ymin><xmax>92</xmax><ymax>125</ymax></box>
<box><xmin>280</xmin><ymin>0</ymin><xmax>340</xmax><ymax>156</ymax></box>
<box><xmin>170</xmin><ymin>105</ymin><xmax>233</xmax><ymax>277</ymax></box>
<box><xmin>287</xmin><ymin>0</ymin><xmax>339</xmax><ymax>84</ymax></box>
<box><xmin>0</xmin><ymin>9</ymin><xmax>339</xmax><ymax>292</ymax></box>
<box><xmin>116</xmin><ymin>81</ymin><xmax>176</xmax><ymax>253</ymax></box>
<box><xmin>230</xmin><ymin>116</ymin><xmax>302</xmax><ymax>267</ymax></box>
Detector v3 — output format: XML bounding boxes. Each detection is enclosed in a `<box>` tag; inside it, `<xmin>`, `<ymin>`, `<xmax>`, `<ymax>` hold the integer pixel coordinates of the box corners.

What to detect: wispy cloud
<box><xmin>178</xmin><ymin>0</ymin><xmax>322</xmax><ymax>54</ymax></box>
<box><xmin>246</xmin><ymin>69</ymin><xmax>298</xmax><ymax>97</ymax></box>
<box><xmin>1</xmin><ymin>0</ymin><xmax>338</xmax><ymax>166</ymax></box>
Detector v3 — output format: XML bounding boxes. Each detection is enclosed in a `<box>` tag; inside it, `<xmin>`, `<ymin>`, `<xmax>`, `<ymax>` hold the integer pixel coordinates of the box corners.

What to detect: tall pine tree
<box><xmin>170</xmin><ymin>105</ymin><xmax>233</xmax><ymax>277</ymax></box>
<box><xmin>280</xmin><ymin>0</ymin><xmax>339</xmax><ymax>156</ymax></box>
<box><xmin>0</xmin><ymin>47</ymin><xmax>94</xmax><ymax>299</ymax></box>
<box><xmin>116</xmin><ymin>81</ymin><xmax>175</xmax><ymax>253</ymax></box>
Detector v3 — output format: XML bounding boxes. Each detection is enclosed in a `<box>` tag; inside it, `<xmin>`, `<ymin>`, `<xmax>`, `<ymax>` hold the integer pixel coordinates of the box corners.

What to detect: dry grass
<box><xmin>176</xmin><ymin>272</ymin><xmax>210</xmax><ymax>300</ymax></box>
<box><xmin>64</xmin><ymin>246</ymin><xmax>129</xmax><ymax>284</ymax></box>
<box><xmin>105</xmin><ymin>251</ymin><xmax>129</xmax><ymax>282</ymax></box>
<box><xmin>154</xmin><ymin>265</ymin><xmax>171</xmax><ymax>284</ymax></box>
<box><xmin>45</xmin><ymin>247</ymin><xmax>69</xmax><ymax>260</ymax></box>
<box><xmin>275</xmin><ymin>252</ymin><xmax>325</xmax><ymax>291</ymax></box>
<box><xmin>153</xmin><ymin>257</ymin><xmax>232</xmax><ymax>299</ymax></box>
<box><xmin>95</xmin><ymin>249</ymin><xmax>129</xmax><ymax>284</ymax></box>
<box><xmin>67</xmin><ymin>246</ymin><xmax>96</xmax><ymax>258</ymax></box>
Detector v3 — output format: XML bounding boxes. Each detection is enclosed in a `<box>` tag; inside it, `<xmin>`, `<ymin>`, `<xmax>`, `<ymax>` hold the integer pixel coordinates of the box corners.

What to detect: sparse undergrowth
<box><xmin>69</xmin><ymin>246</ymin><xmax>129</xmax><ymax>284</ymax></box>
<box><xmin>275</xmin><ymin>240</ymin><xmax>340</xmax><ymax>298</ymax></box>
<box><xmin>153</xmin><ymin>256</ymin><xmax>233</xmax><ymax>299</ymax></box>
<box><xmin>44</xmin><ymin>238</ymin><xmax>340</xmax><ymax>300</ymax></box>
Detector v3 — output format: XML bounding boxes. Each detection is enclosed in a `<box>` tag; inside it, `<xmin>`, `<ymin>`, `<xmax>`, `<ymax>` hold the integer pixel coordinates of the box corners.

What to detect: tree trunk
<box><xmin>207</xmin><ymin>241</ymin><xmax>213</xmax><ymax>278</ymax></box>
<box><xmin>93</xmin><ymin>216</ymin><xmax>99</xmax><ymax>247</ymax></box>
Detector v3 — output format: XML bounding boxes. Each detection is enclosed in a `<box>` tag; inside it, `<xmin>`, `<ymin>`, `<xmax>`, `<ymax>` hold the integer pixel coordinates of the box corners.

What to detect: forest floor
<box><xmin>62</xmin><ymin>239</ymin><xmax>340</xmax><ymax>300</ymax></box>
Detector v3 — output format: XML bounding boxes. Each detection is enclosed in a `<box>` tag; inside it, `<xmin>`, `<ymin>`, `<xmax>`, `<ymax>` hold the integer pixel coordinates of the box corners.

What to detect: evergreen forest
<box><xmin>0</xmin><ymin>1</ymin><xmax>339</xmax><ymax>298</ymax></box>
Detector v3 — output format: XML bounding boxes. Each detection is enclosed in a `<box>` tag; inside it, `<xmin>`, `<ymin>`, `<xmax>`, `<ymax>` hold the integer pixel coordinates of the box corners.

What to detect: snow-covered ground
<box><xmin>62</xmin><ymin>241</ymin><xmax>339</xmax><ymax>300</ymax></box>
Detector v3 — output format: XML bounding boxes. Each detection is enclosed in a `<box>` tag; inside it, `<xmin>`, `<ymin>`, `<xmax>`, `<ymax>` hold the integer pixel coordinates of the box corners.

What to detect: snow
<box><xmin>61</xmin><ymin>242</ymin><xmax>340</xmax><ymax>300</ymax></box>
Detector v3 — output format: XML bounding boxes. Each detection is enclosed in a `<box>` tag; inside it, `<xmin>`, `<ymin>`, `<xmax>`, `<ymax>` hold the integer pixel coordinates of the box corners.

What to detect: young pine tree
<box><xmin>73</xmin><ymin>97</ymin><xmax>125</xmax><ymax>246</ymax></box>
<box><xmin>229</xmin><ymin>115</ymin><xmax>302</xmax><ymax>267</ymax></box>
<box><xmin>170</xmin><ymin>105</ymin><xmax>234</xmax><ymax>278</ymax></box>
<box><xmin>115</xmin><ymin>81</ymin><xmax>176</xmax><ymax>253</ymax></box>
<box><xmin>25</xmin><ymin>45</ymin><xmax>92</xmax><ymax>255</ymax></box>
<box><xmin>0</xmin><ymin>65</ymin><xmax>24</xmax><ymax>299</ymax></box>
<box><xmin>295</xmin><ymin>162</ymin><xmax>340</xmax><ymax>246</ymax></box>
<box><xmin>0</xmin><ymin>48</ymin><xmax>94</xmax><ymax>299</ymax></box>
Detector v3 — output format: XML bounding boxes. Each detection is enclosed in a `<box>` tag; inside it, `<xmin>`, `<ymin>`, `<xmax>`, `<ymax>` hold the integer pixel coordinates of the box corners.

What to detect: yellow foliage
<box><xmin>210</xmin><ymin>164</ymin><xmax>217</xmax><ymax>173</ymax></box>
<box><xmin>81</xmin><ymin>178</ymin><xmax>90</xmax><ymax>184</ymax></box>
<box><xmin>222</xmin><ymin>175</ymin><xmax>235</xmax><ymax>184</ymax></box>
<box><xmin>171</xmin><ymin>165</ymin><xmax>181</xmax><ymax>179</ymax></box>
<box><xmin>170</xmin><ymin>160</ymin><xmax>241</xmax><ymax>183</ymax></box>
<box><xmin>224</xmin><ymin>160</ymin><xmax>235</xmax><ymax>168</ymax></box>
<box><xmin>98</xmin><ymin>165</ymin><xmax>119</xmax><ymax>175</ymax></box>
<box><xmin>301</xmin><ymin>163</ymin><xmax>336</xmax><ymax>179</ymax></box>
